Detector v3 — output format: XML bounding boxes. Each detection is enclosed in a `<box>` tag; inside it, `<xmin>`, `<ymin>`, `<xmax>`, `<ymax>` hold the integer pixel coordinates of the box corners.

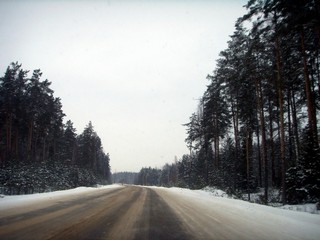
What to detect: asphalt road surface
<box><xmin>0</xmin><ymin>185</ymin><xmax>318</xmax><ymax>240</ymax></box>
<box><xmin>0</xmin><ymin>186</ymin><xmax>192</xmax><ymax>240</ymax></box>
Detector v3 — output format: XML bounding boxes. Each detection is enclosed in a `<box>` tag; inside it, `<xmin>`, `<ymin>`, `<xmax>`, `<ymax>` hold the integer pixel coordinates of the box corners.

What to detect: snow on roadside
<box><xmin>198</xmin><ymin>186</ymin><xmax>230</xmax><ymax>198</ymax></box>
<box><xmin>1</xmin><ymin>184</ymin><xmax>319</xmax><ymax>216</ymax></box>
<box><xmin>188</xmin><ymin>186</ymin><xmax>320</xmax><ymax>215</ymax></box>
<box><xmin>159</xmin><ymin>186</ymin><xmax>320</xmax><ymax>240</ymax></box>
<box><xmin>279</xmin><ymin>203</ymin><xmax>320</xmax><ymax>215</ymax></box>
<box><xmin>0</xmin><ymin>184</ymin><xmax>123</xmax><ymax>211</ymax></box>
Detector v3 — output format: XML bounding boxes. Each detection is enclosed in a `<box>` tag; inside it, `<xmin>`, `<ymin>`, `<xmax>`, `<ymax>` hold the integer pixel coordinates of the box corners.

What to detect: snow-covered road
<box><xmin>0</xmin><ymin>185</ymin><xmax>319</xmax><ymax>239</ymax></box>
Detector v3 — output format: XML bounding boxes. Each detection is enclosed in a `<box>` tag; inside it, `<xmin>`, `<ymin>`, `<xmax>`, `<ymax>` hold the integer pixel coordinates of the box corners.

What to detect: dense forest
<box><xmin>112</xmin><ymin>172</ymin><xmax>139</xmax><ymax>185</ymax></box>
<box><xmin>134</xmin><ymin>0</ymin><xmax>320</xmax><ymax>205</ymax></box>
<box><xmin>0</xmin><ymin>63</ymin><xmax>111</xmax><ymax>195</ymax></box>
<box><xmin>1</xmin><ymin>0</ymin><xmax>319</xmax><ymax>206</ymax></box>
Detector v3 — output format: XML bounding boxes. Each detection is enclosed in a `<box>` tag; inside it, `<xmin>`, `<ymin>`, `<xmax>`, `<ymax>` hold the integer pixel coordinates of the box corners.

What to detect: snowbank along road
<box><xmin>0</xmin><ymin>185</ymin><xmax>319</xmax><ymax>240</ymax></box>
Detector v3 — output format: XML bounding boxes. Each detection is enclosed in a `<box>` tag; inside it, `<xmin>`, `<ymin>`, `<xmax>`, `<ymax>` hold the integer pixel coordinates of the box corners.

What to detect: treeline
<box><xmin>134</xmin><ymin>163</ymin><xmax>187</xmax><ymax>188</ymax></box>
<box><xmin>137</xmin><ymin>0</ymin><xmax>320</xmax><ymax>205</ymax></box>
<box><xmin>184</xmin><ymin>0</ymin><xmax>320</xmax><ymax>204</ymax></box>
<box><xmin>138</xmin><ymin>164</ymin><xmax>179</xmax><ymax>187</ymax></box>
<box><xmin>112</xmin><ymin>172</ymin><xmax>138</xmax><ymax>184</ymax></box>
<box><xmin>0</xmin><ymin>63</ymin><xmax>111</xmax><ymax>194</ymax></box>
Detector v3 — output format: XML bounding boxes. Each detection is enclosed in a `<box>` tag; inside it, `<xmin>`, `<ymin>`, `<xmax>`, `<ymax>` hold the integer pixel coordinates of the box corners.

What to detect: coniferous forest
<box><xmin>131</xmin><ymin>0</ymin><xmax>320</xmax><ymax>205</ymax></box>
<box><xmin>0</xmin><ymin>63</ymin><xmax>111</xmax><ymax>195</ymax></box>
<box><xmin>1</xmin><ymin>0</ymin><xmax>320</xmax><ymax>207</ymax></box>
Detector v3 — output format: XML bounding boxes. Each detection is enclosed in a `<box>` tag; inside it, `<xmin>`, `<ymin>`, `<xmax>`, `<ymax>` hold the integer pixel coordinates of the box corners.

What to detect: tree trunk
<box><xmin>275</xmin><ymin>35</ymin><xmax>286</xmax><ymax>204</ymax></box>
<box><xmin>246</xmin><ymin>129</ymin><xmax>252</xmax><ymax>201</ymax></box>
<box><xmin>256</xmin><ymin>122</ymin><xmax>262</xmax><ymax>187</ymax></box>
<box><xmin>301</xmin><ymin>27</ymin><xmax>318</xmax><ymax>144</ymax></box>
<box><xmin>231</xmin><ymin>99</ymin><xmax>240</xmax><ymax>164</ymax></box>
<box><xmin>287</xmin><ymin>90</ymin><xmax>293</xmax><ymax>165</ymax></box>
<box><xmin>231</xmin><ymin>98</ymin><xmax>241</xmax><ymax>193</ymax></box>
<box><xmin>213</xmin><ymin>118</ymin><xmax>220</xmax><ymax>169</ymax></box>
<box><xmin>204</xmin><ymin>140</ymin><xmax>209</xmax><ymax>185</ymax></box>
<box><xmin>268</xmin><ymin>97</ymin><xmax>276</xmax><ymax>187</ymax></box>
<box><xmin>291</xmin><ymin>89</ymin><xmax>300</xmax><ymax>163</ymax></box>
<box><xmin>255</xmin><ymin>79</ymin><xmax>268</xmax><ymax>204</ymax></box>
<box><xmin>215</xmin><ymin>135</ymin><xmax>220</xmax><ymax>168</ymax></box>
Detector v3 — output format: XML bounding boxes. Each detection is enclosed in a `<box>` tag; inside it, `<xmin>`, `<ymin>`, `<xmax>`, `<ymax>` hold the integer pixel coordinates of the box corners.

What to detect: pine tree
<box><xmin>61</xmin><ymin>120</ymin><xmax>77</xmax><ymax>164</ymax></box>
<box><xmin>286</xmin><ymin>126</ymin><xmax>320</xmax><ymax>203</ymax></box>
<box><xmin>0</xmin><ymin>63</ymin><xmax>112</xmax><ymax>193</ymax></box>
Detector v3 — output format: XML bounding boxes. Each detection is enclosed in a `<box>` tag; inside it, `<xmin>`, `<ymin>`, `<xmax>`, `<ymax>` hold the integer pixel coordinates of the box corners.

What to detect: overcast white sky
<box><xmin>0</xmin><ymin>0</ymin><xmax>247</xmax><ymax>172</ymax></box>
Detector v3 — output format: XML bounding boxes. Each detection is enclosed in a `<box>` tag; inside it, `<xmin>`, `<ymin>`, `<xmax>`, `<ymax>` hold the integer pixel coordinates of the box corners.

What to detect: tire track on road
<box><xmin>0</xmin><ymin>186</ymin><xmax>195</xmax><ymax>240</ymax></box>
<box><xmin>0</xmin><ymin>187</ymin><xmax>124</xmax><ymax>226</ymax></box>
<box><xmin>48</xmin><ymin>186</ymin><xmax>143</xmax><ymax>240</ymax></box>
<box><xmin>134</xmin><ymin>188</ymin><xmax>194</xmax><ymax>240</ymax></box>
<box><xmin>0</xmin><ymin>187</ymin><xmax>127</xmax><ymax>240</ymax></box>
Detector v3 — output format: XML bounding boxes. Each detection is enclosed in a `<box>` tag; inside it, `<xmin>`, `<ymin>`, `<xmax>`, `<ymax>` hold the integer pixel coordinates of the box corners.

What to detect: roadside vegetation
<box><xmin>118</xmin><ymin>0</ymin><xmax>320</xmax><ymax>206</ymax></box>
<box><xmin>0</xmin><ymin>64</ymin><xmax>111</xmax><ymax>194</ymax></box>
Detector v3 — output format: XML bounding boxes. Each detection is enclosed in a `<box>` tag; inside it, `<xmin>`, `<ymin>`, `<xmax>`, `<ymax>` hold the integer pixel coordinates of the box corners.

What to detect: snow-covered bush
<box><xmin>0</xmin><ymin>162</ymin><xmax>108</xmax><ymax>195</ymax></box>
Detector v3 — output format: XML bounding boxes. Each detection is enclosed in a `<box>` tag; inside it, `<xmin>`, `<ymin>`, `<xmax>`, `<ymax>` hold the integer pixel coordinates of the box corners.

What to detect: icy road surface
<box><xmin>0</xmin><ymin>185</ymin><xmax>319</xmax><ymax>240</ymax></box>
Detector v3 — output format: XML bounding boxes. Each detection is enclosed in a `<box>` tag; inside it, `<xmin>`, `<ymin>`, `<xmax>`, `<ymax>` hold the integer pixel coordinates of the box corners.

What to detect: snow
<box><xmin>199</xmin><ymin>186</ymin><xmax>229</xmax><ymax>198</ymax></box>
<box><xmin>1</xmin><ymin>184</ymin><xmax>319</xmax><ymax>239</ymax></box>
<box><xmin>159</xmin><ymin>186</ymin><xmax>320</xmax><ymax>240</ymax></box>
<box><xmin>279</xmin><ymin>203</ymin><xmax>320</xmax><ymax>215</ymax></box>
<box><xmin>0</xmin><ymin>184</ymin><xmax>123</xmax><ymax>211</ymax></box>
<box><xmin>198</xmin><ymin>186</ymin><xmax>320</xmax><ymax>215</ymax></box>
